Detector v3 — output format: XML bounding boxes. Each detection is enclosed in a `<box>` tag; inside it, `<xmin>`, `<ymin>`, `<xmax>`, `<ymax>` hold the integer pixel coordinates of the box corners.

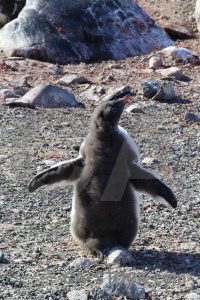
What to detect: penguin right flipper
<box><xmin>129</xmin><ymin>162</ymin><xmax>177</xmax><ymax>208</ymax></box>
<box><xmin>29</xmin><ymin>156</ymin><xmax>84</xmax><ymax>192</ymax></box>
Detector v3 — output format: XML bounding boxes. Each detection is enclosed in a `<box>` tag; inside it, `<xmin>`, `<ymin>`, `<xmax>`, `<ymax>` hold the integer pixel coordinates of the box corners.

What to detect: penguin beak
<box><xmin>121</xmin><ymin>95</ymin><xmax>131</xmax><ymax>105</ymax></box>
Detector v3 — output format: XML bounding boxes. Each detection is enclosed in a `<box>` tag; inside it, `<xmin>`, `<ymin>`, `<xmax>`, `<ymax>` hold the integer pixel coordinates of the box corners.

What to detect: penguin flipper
<box><xmin>129</xmin><ymin>162</ymin><xmax>177</xmax><ymax>208</ymax></box>
<box><xmin>28</xmin><ymin>157</ymin><xmax>84</xmax><ymax>192</ymax></box>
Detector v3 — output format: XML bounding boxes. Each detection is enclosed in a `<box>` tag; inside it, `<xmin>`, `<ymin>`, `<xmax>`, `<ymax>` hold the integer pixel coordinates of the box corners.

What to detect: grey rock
<box><xmin>157</xmin><ymin>67</ymin><xmax>183</xmax><ymax>80</ymax></box>
<box><xmin>106</xmin><ymin>246</ymin><xmax>135</xmax><ymax>266</ymax></box>
<box><xmin>161</xmin><ymin>46</ymin><xmax>198</xmax><ymax>61</ymax></box>
<box><xmin>141</xmin><ymin>81</ymin><xmax>175</xmax><ymax>100</ymax></box>
<box><xmin>126</xmin><ymin>105</ymin><xmax>145</xmax><ymax>113</ymax></box>
<box><xmin>185</xmin><ymin>112</ymin><xmax>200</xmax><ymax>122</ymax></box>
<box><xmin>152</xmin><ymin>82</ymin><xmax>175</xmax><ymax>100</ymax></box>
<box><xmin>43</xmin><ymin>160</ymin><xmax>57</xmax><ymax>167</ymax></box>
<box><xmin>0</xmin><ymin>250</ymin><xmax>4</xmax><ymax>262</ymax></box>
<box><xmin>59</xmin><ymin>75</ymin><xmax>90</xmax><ymax>85</ymax></box>
<box><xmin>102</xmin><ymin>273</ymin><xmax>145</xmax><ymax>299</ymax></box>
<box><xmin>163</xmin><ymin>19</ymin><xmax>194</xmax><ymax>39</ymax></box>
<box><xmin>148</xmin><ymin>54</ymin><xmax>163</xmax><ymax>69</ymax></box>
<box><xmin>69</xmin><ymin>257</ymin><xmax>93</xmax><ymax>267</ymax></box>
<box><xmin>186</xmin><ymin>293</ymin><xmax>200</xmax><ymax>300</ymax></box>
<box><xmin>141</xmin><ymin>81</ymin><xmax>161</xmax><ymax>99</ymax></box>
<box><xmin>5</xmin><ymin>84</ymin><xmax>79</xmax><ymax>108</ymax></box>
<box><xmin>0</xmin><ymin>87</ymin><xmax>28</xmax><ymax>99</ymax></box>
<box><xmin>0</xmin><ymin>0</ymin><xmax>174</xmax><ymax>64</ymax></box>
<box><xmin>142</xmin><ymin>157</ymin><xmax>160</xmax><ymax>165</ymax></box>
<box><xmin>89</xmin><ymin>288</ymin><xmax>111</xmax><ymax>300</ymax></box>
<box><xmin>67</xmin><ymin>289</ymin><xmax>88</xmax><ymax>300</ymax></box>
<box><xmin>103</xmin><ymin>86</ymin><xmax>131</xmax><ymax>101</ymax></box>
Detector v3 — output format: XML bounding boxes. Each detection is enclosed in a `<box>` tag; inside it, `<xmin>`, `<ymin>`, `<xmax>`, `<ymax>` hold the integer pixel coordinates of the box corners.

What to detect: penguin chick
<box><xmin>29</xmin><ymin>96</ymin><xmax>177</xmax><ymax>265</ymax></box>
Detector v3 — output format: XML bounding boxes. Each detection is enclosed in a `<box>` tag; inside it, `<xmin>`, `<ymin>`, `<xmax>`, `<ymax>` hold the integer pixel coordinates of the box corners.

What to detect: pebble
<box><xmin>186</xmin><ymin>293</ymin><xmax>200</xmax><ymax>300</ymax></box>
<box><xmin>67</xmin><ymin>289</ymin><xmax>88</xmax><ymax>300</ymax></box>
<box><xmin>185</xmin><ymin>112</ymin><xmax>200</xmax><ymax>122</ymax></box>
<box><xmin>157</xmin><ymin>67</ymin><xmax>183</xmax><ymax>80</ymax></box>
<box><xmin>89</xmin><ymin>288</ymin><xmax>111</xmax><ymax>300</ymax></box>
<box><xmin>126</xmin><ymin>105</ymin><xmax>145</xmax><ymax>113</ymax></box>
<box><xmin>101</xmin><ymin>273</ymin><xmax>146</xmax><ymax>299</ymax></box>
<box><xmin>142</xmin><ymin>157</ymin><xmax>160</xmax><ymax>165</ymax></box>
<box><xmin>141</xmin><ymin>81</ymin><xmax>161</xmax><ymax>99</ymax></box>
<box><xmin>69</xmin><ymin>257</ymin><xmax>93</xmax><ymax>267</ymax></box>
<box><xmin>103</xmin><ymin>85</ymin><xmax>131</xmax><ymax>101</ymax></box>
<box><xmin>106</xmin><ymin>246</ymin><xmax>134</xmax><ymax>266</ymax></box>
<box><xmin>148</xmin><ymin>54</ymin><xmax>163</xmax><ymax>69</ymax></box>
<box><xmin>59</xmin><ymin>75</ymin><xmax>90</xmax><ymax>85</ymax></box>
<box><xmin>0</xmin><ymin>88</ymin><xmax>28</xmax><ymax>99</ymax></box>
<box><xmin>161</xmin><ymin>46</ymin><xmax>197</xmax><ymax>61</ymax></box>
<box><xmin>163</xmin><ymin>19</ymin><xmax>194</xmax><ymax>39</ymax></box>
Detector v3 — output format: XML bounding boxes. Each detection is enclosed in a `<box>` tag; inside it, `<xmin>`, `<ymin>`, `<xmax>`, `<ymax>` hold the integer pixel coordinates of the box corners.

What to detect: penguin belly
<box><xmin>70</xmin><ymin>177</ymin><xmax>140</xmax><ymax>254</ymax></box>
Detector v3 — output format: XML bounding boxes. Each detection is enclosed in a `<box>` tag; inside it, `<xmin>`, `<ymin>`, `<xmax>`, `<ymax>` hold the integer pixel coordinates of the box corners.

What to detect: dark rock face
<box><xmin>0</xmin><ymin>0</ymin><xmax>174</xmax><ymax>63</ymax></box>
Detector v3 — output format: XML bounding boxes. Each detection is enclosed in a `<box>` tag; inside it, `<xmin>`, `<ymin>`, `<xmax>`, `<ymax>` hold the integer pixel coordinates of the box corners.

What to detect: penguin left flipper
<box><xmin>29</xmin><ymin>156</ymin><xmax>84</xmax><ymax>192</ymax></box>
<box><xmin>129</xmin><ymin>162</ymin><xmax>177</xmax><ymax>208</ymax></box>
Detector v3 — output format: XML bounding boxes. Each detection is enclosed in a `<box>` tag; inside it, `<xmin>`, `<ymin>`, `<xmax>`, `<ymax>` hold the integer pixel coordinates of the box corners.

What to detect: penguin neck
<box><xmin>90</xmin><ymin>123</ymin><xmax>119</xmax><ymax>137</ymax></box>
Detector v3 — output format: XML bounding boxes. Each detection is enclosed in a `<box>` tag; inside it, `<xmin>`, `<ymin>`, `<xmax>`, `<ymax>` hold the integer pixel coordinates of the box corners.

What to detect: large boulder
<box><xmin>195</xmin><ymin>0</ymin><xmax>200</xmax><ymax>32</ymax></box>
<box><xmin>0</xmin><ymin>0</ymin><xmax>174</xmax><ymax>63</ymax></box>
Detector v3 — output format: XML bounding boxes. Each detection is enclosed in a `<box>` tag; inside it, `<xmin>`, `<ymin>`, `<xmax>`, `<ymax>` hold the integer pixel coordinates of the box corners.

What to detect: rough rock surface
<box><xmin>0</xmin><ymin>0</ymin><xmax>174</xmax><ymax>63</ymax></box>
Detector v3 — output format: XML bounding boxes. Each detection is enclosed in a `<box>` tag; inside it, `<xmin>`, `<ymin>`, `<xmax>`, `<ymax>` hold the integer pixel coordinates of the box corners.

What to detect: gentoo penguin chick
<box><xmin>29</xmin><ymin>96</ymin><xmax>177</xmax><ymax>265</ymax></box>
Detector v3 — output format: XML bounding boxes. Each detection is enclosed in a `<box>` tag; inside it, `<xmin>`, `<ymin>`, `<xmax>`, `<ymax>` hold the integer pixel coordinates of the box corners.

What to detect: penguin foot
<box><xmin>106</xmin><ymin>246</ymin><xmax>135</xmax><ymax>266</ymax></box>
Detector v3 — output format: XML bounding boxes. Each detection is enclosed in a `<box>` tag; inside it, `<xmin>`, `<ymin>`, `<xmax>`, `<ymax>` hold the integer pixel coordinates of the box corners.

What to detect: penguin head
<box><xmin>91</xmin><ymin>96</ymin><xmax>130</xmax><ymax>131</ymax></box>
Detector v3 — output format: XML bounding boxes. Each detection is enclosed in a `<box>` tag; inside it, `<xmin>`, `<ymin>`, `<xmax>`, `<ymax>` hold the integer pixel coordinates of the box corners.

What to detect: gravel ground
<box><xmin>0</xmin><ymin>0</ymin><xmax>200</xmax><ymax>299</ymax></box>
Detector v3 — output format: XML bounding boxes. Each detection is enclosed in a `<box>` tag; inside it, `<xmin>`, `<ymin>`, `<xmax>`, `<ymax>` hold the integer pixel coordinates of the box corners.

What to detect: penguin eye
<box><xmin>112</xmin><ymin>108</ymin><xmax>117</xmax><ymax>113</ymax></box>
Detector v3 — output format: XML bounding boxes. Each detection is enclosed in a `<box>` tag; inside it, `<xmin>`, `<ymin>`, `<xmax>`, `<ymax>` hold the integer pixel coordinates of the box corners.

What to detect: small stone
<box><xmin>162</xmin><ymin>19</ymin><xmax>194</xmax><ymax>39</ymax></box>
<box><xmin>103</xmin><ymin>86</ymin><xmax>131</xmax><ymax>101</ymax></box>
<box><xmin>49</xmin><ymin>66</ymin><xmax>62</xmax><ymax>75</ymax></box>
<box><xmin>126</xmin><ymin>105</ymin><xmax>145</xmax><ymax>114</ymax></box>
<box><xmin>89</xmin><ymin>288</ymin><xmax>111</xmax><ymax>300</ymax></box>
<box><xmin>0</xmin><ymin>88</ymin><xmax>28</xmax><ymax>99</ymax></box>
<box><xmin>148</xmin><ymin>54</ymin><xmax>163</xmax><ymax>69</ymax></box>
<box><xmin>101</xmin><ymin>273</ymin><xmax>145</xmax><ymax>300</ymax></box>
<box><xmin>157</xmin><ymin>67</ymin><xmax>183</xmax><ymax>80</ymax></box>
<box><xmin>69</xmin><ymin>257</ymin><xmax>93</xmax><ymax>267</ymax></box>
<box><xmin>0</xmin><ymin>250</ymin><xmax>4</xmax><ymax>262</ymax></box>
<box><xmin>185</xmin><ymin>112</ymin><xmax>200</xmax><ymax>122</ymax></box>
<box><xmin>141</xmin><ymin>81</ymin><xmax>161</xmax><ymax>99</ymax></box>
<box><xmin>43</xmin><ymin>160</ymin><xmax>57</xmax><ymax>167</ymax></box>
<box><xmin>67</xmin><ymin>289</ymin><xmax>88</xmax><ymax>300</ymax></box>
<box><xmin>142</xmin><ymin>157</ymin><xmax>160</xmax><ymax>165</ymax></box>
<box><xmin>106</xmin><ymin>246</ymin><xmax>134</xmax><ymax>266</ymax></box>
<box><xmin>186</xmin><ymin>293</ymin><xmax>200</xmax><ymax>300</ymax></box>
<box><xmin>161</xmin><ymin>46</ymin><xmax>199</xmax><ymax>62</ymax></box>
<box><xmin>59</xmin><ymin>75</ymin><xmax>89</xmax><ymax>85</ymax></box>
<box><xmin>152</xmin><ymin>82</ymin><xmax>175</xmax><ymax>100</ymax></box>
